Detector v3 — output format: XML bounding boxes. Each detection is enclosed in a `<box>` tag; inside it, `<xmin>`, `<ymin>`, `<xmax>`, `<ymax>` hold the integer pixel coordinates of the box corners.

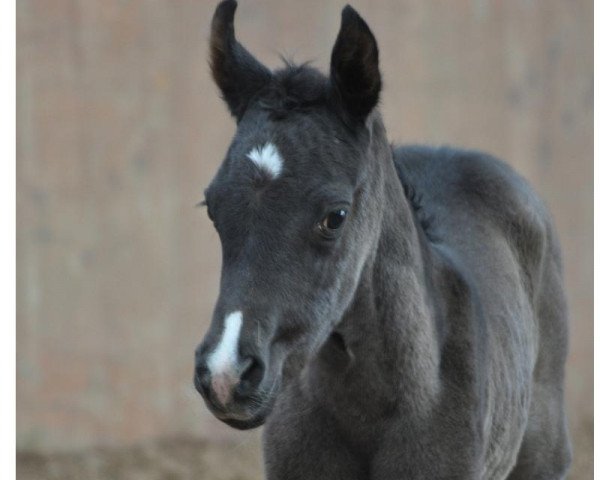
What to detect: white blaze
<box><xmin>247</xmin><ymin>142</ymin><xmax>283</xmax><ymax>178</ymax></box>
<box><xmin>207</xmin><ymin>311</ymin><xmax>243</xmax><ymax>375</ymax></box>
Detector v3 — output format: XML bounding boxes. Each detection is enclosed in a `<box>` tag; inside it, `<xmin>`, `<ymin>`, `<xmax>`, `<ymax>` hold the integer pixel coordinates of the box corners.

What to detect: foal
<box><xmin>194</xmin><ymin>2</ymin><xmax>572</xmax><ymax>479</ymax></box>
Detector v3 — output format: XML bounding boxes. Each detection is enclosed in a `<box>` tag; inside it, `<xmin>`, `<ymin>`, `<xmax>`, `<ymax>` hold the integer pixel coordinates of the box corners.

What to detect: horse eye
<box><xmin>319</xmin><ymin>209</ymin><xmax>348</xmax><ymax>235</ymax></box>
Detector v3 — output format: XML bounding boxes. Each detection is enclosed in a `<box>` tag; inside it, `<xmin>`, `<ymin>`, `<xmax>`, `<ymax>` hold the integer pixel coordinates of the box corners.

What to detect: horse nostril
<box><xmin>236</xmin><ymin>356</ymin><xmax>264</xmax><ymax>396</ymax></box>
<box><xmin>194</xmin><ymin>363</ymin><xmax>211</xmax><ymax>397</ymax></box>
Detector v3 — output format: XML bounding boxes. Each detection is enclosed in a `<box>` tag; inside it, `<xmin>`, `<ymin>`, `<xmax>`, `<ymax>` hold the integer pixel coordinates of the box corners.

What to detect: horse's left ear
<box><xmin>210</xmin><ymin>0</ymin><xmax>272</xmax><ymax>121</ymax></box>
<box><xmin>330</xmin><ymin>5</ymin><xmax>382</xmax><ymax>123</ymax></box>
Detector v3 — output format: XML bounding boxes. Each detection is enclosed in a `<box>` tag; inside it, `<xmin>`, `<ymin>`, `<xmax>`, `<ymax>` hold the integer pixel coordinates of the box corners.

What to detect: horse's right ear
<box><xmin>210</xmin><ymin>0</ymin><xmax>272</xmax><ymax>121</ymax></box>
<box><xmin>330</xmin><ymin>5</ymin><xmax>381</xmax><ymax>123</ymax></box>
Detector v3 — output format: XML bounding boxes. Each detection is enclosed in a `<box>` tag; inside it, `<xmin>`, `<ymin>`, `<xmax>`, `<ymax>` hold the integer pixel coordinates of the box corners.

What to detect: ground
<box><xmin>17</xmin><ymin>437</ymin><xmax>263</xmax><ymax>480</ymax></box>
<box><xmin>17</xmin><ymin>424</ymin><xmax>592</xmax><ymax>480</ymax></box>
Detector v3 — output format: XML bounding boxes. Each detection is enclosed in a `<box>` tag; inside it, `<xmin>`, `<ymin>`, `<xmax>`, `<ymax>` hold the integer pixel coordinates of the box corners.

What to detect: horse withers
<box><xmin>193</xmin><ymin>2</ymin><xmax>572</xmax><ymax>478</ymax></box>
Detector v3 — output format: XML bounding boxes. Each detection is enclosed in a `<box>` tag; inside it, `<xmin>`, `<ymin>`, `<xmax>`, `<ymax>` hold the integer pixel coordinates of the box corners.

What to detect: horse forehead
<box><xmin>222</xmin><ymin>116</ymin><xmax>358</xmax><ymax>189</ymax></box>
<box><xmin>246</xmin><ymin>142</ymin><xmax>284</xmax><ymax>178</ymax></box>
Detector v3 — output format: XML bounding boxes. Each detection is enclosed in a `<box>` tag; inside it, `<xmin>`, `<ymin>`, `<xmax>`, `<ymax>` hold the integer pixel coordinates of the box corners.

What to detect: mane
<box><xmin>394</xmin><ymin>160</ymin><xmax>437</xmax><ymax>243</ymax></box>
<box><xmin>256</xmin><ymin>60</ymin><xmax>330</xmax><ymax>119</ymax></box>
<box><xmin>402</xmin><ymin>182</ymin><xmax>435</xmax><ymax>240</ymax></box>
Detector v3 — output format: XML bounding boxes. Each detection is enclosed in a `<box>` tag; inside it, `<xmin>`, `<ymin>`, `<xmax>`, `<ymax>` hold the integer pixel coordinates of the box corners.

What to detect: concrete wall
<box><xmin>17</xmin><ymin>0</ymin><xmax>592</xmax><ymax>473</ymax></box>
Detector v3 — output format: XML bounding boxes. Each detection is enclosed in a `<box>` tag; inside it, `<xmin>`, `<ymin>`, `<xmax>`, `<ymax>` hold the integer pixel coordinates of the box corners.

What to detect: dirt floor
<box><xmin>17</xmin><ymin>437</ymin><xmax>263</xmax><ymax>480</ymax></box>
<box><xmin>17</xmin><ymin>424</ymin><xmax>593</xmax><ymax>480</ymax></box>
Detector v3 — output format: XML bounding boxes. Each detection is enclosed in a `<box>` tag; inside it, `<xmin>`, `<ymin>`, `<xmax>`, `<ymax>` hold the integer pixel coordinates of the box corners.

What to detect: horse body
<box><xmin>194</xmin><ymin>2</ymin><xmax>571</xmax><ymax>478</ymax></box>
<box><xmin>264</xmin><ymin>143</ymin><xmax>571</xmax><ymax>479</ymax></box>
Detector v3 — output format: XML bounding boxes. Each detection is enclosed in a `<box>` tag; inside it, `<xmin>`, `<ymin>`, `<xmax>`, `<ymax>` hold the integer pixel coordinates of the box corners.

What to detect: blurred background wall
<box><xmin>17</xmin><ymin>0</ymin><xmax>592</xmax><ymax>477</ymax></box>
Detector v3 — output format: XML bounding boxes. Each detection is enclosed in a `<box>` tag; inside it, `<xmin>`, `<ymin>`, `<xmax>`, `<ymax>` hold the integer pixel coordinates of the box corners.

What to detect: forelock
<box><xmin>254</xmin><ymin>62</ymin><xmax>330</xmax><ymax>119</ymax></box>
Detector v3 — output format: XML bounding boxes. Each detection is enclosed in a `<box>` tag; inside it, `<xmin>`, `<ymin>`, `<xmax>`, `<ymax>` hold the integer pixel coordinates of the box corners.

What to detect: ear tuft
<box><xmin>330</xmin><ymin>5</ymin><xmax>381</xmax><ymax>122</ymax></box>
<box><xmin>210</xmin><ymin>0</ymin><xmax>272</xmax><ymax>121</ymax></box>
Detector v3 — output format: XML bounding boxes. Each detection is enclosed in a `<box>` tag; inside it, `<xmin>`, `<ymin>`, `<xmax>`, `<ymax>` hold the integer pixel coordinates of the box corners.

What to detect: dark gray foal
<box><xmin>194</xmin><ymin>2</ymin><xmax>572</xmax><ymax>478</ymax></box>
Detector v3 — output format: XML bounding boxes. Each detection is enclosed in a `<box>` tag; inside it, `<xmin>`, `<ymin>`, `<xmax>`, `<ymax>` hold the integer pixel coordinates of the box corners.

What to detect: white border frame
<box><xmin>5</xmin><ymin>0</ymin><xmax>16</xmax><ymax>478</ymax></box>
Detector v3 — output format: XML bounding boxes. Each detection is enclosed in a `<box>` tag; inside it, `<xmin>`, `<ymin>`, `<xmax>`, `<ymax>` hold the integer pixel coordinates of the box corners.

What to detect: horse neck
<box><xmin>344</xmin><ymin>149</ymin><xmax>442</xmax><ymax>409</ymax></box>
